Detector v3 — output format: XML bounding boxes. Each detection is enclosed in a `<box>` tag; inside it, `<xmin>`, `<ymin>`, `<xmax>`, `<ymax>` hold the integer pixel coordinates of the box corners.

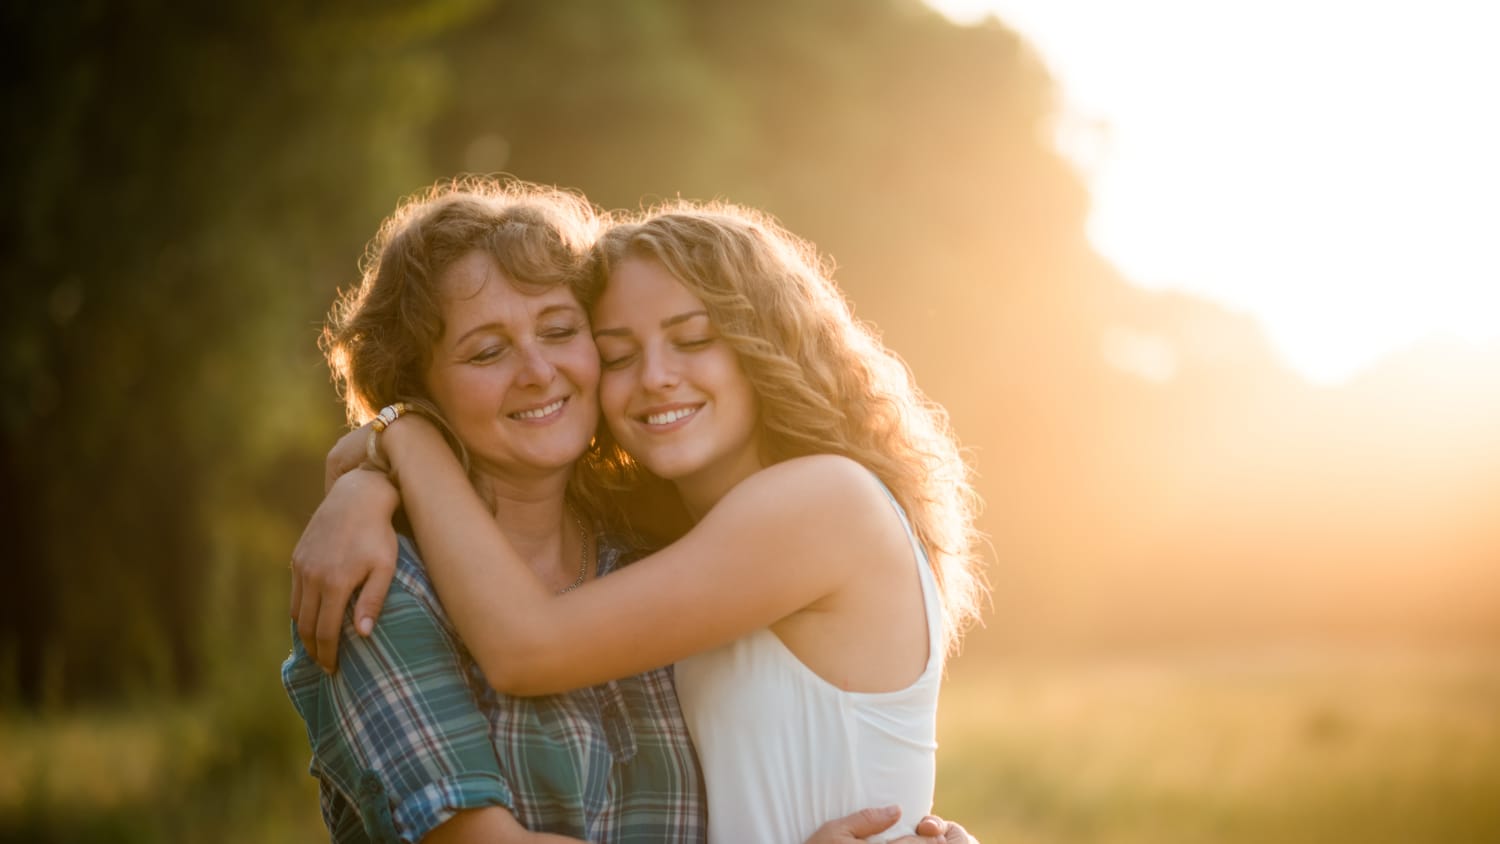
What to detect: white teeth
<box><xmin>645</xmin><ymin>407</ymin><xmax>697</xmax><ymax>426</ymax></box>
<box><xmin>511</xmin><ymin>399</ymin><xmax>564</xmax><ymax>420</ymax></box>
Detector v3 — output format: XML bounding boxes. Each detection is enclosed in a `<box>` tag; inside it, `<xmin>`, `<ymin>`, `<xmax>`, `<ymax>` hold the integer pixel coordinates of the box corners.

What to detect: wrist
<box><xmin>380</xmin><ymin>413</ymin><xmax>447</xmax><ymax>473</ymax></box>
<box><xmin>336</xmin><ymin>463</ymin><xmax>402</xmax><ymax>512</ymax></box>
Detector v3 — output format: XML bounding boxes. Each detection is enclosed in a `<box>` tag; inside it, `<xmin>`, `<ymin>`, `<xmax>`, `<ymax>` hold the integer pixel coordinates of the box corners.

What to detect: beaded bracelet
<box><xmin>364</xmin><ymin>399</ymin><xmax>472</xmax><ymax>479</ymax></box>
<box><xmin>370</xmin><ymin>401</ymin><xmax>411</xmax><ymax>433</ymax></box>
<box><xmin>365</xmin><ymin>402</ymin><xmax>411</xmax><ymax>474</ymax></box>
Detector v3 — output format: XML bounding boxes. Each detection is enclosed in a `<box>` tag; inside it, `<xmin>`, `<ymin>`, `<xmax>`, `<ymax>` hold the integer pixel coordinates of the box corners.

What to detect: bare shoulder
<box><xmin>717</xmin><ymin>454</ymin><xmax>895</xmax><ymax>531</ymax></box>
<box><xmin>677</xmin><ymin>455</ymin><xmax>911</xmax><ymax>608</ymax></box>
<box><xmin>737</xmin><ymin>454</ymin><xmax>880</xmax><ymax>498</ymax></box>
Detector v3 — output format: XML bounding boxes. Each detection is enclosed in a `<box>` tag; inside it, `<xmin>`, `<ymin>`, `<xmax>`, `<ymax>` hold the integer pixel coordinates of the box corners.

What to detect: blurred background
<box><xmin>2</xmin><ymin>1</ymin><xmax>1497</xmax><ymax>842</ymax></box>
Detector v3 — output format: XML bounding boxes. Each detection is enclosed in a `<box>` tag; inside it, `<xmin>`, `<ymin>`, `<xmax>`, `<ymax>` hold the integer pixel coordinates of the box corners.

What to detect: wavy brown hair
<box><xmin>592</xmin><ymin>201</ymin><xmax>988</xmax><ymax>654</ymax></box>
<box><xmin>320</xmin><ymin>176</ymin><xmax>617</xmax><ymax>517</ymax></box>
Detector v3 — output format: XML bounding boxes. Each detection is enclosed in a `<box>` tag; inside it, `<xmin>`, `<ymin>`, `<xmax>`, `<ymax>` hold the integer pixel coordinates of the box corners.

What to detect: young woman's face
<box><xmin>424</xmin><ymin>249</ymin><xmax>600</xmax><ymax>481</ymax></box>
<box><xmin>592</xmin><ymin>256</ymin><xmax>762</xmax><ymax>510</ymax></box>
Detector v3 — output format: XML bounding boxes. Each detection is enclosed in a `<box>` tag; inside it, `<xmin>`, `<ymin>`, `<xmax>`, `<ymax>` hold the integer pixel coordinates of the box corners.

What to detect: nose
<box><xmin>640</xmin><ymin>344</ymin><xmax>680</xmax><ymax>392</ymax></box>
<box><xmin>515</xmin><ymin>342</ymin><xmax>557</xmax><ymax>387</ymax></box>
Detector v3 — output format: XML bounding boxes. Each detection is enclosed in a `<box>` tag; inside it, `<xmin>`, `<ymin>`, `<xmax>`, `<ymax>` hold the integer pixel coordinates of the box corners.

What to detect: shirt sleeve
<box><xmin>283</xmin><ymin>540</ymin><xmax>513</xmax><ymax>843</ymax></box>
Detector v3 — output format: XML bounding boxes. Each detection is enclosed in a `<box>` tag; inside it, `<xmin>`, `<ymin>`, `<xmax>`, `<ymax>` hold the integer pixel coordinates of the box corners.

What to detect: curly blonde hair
<box><xmin>592</xmin><ymin>201</ymin><xmax>988</xmax><ymax>654</ymax></box>
<box><xmin>321</xmin><ymin>176</ymin><xmax>619</xmax><ymax>518</ymax></box>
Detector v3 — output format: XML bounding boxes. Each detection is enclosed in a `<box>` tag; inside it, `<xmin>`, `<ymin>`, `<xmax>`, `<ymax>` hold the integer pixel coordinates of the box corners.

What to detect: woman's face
<box><xmin>592</xmin><ymin>256</ymin><xmax>762</xmax><ymax>511</ymax></box>
<box><xmin>423</xmin><ymin>249</ymin><xmax>600</xmax><ymax>482</ymax></box>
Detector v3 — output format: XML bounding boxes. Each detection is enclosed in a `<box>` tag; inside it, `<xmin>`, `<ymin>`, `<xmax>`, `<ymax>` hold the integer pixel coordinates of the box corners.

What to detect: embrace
<box><xmin>283</xmin><ymin>178</ymin><xmax>987</xmax><ymax>843</ymax></box>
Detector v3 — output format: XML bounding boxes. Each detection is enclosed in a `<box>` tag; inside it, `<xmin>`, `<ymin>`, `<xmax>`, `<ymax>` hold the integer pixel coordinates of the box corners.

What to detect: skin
<box><xmin>292</xmin><ymin>250</ymin><xmax>970</xmax><ymax>843</ymax></box>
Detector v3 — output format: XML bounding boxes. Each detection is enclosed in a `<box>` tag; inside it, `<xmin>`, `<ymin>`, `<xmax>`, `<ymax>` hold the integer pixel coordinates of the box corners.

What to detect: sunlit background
<box><xmin>2</xmin><ymin>2</ymin><xmax>1497</xmax><ymax>842</ymax></box>
<box><xmin>931</xmin><ymin>0</ymin><xmax>1500</xmax><ymax>384</ymax></box>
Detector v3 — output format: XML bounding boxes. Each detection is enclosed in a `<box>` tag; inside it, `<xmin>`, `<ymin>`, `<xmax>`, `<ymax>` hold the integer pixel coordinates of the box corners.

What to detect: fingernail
<box><xmin>358</xmin><ymin>617</ymin><xmax>373</xmax><ymax>636</ymax></box>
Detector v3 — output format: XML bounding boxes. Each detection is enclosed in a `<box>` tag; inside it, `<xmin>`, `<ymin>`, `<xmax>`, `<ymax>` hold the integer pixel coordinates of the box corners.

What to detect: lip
<box><xmin>634</xmin><ymin>402</ymin><xmax>703</xmax><ymax>431</ymax></box>
<box><xmin>508</xmin><ymin>395</ymin><xmax>570</xmax><ymax>423</ymax></box>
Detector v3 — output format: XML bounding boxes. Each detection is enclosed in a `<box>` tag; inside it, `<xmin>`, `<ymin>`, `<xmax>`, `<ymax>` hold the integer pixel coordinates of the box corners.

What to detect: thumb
<box><xmin>913</xmin><ymin>816</ymin><xmax>945</xmax><ymax>838</ymax></box>
<box><xmin>839</xmin><ymin>805</ymin><xmax>902</xmax><ymax>838</ymax></box>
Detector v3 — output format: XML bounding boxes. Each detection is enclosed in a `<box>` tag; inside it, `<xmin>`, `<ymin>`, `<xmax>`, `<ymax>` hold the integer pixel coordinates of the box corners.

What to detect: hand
<box><xmin>325</xmin><ymin>423</ymin><xmax>376</xmax><ymax>493</ymax></box>
<box><xmin>901</xmin><ymin>814</ymin><xmax>977</xmax><ymax>844</ymax></box>
<box><xmin>290</xmin><ymin>467</ymin><xmax>401</xmax><ymax>671</ymax></box>
<box><xmin>805</xmin><ymin>805</ymin><xmax>946</xmax><ymax>844</ymax></box>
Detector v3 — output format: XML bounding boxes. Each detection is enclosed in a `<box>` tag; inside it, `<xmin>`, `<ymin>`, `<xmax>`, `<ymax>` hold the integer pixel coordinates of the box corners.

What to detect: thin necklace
<box><xmin>558</xmin><ymin>508</ymin><xmax>589</xmax><ymax>594</ymax></box>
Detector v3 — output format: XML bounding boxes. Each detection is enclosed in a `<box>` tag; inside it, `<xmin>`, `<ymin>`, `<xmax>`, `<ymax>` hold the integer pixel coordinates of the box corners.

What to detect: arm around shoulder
<box><xmin>472</xmin><ymin>455</ymin><xmax>898</xmax><ymax>694</ymax></box>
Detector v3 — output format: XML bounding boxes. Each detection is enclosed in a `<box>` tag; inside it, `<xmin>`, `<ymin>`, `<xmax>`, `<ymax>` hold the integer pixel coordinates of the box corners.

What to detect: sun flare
<box><xmin>928</xmin><ymin>0</ymin><xmax>1500</xmax><ymax>383</ymax></box>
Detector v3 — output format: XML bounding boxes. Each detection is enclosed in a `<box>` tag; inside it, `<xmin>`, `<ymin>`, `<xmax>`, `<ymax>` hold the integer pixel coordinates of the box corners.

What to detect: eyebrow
<box><xmin>593</xmin><ymin>309</ymin><xmax>710</xmax><ymax>338</ymax></box>
<box><xmin>451</xmin><ymin>303</ymin><xmax>583</xmax><ymax>347</ymax></box>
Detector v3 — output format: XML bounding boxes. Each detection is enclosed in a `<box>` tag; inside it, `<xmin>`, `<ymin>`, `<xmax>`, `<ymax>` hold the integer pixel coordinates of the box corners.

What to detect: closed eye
<box><xmin>541</xmin><ymin>325</ymin><xmax>581</xmax><ymax>341</ymax></box>
<box><xmin>600</xmin><ymin>351</ymin><xmax>637</xmax><ymax>370</ymax></box>
<box><xmin>468</xmin><ymin>346</ymin><xmax>507</xmax><ymax>364</ymax></box>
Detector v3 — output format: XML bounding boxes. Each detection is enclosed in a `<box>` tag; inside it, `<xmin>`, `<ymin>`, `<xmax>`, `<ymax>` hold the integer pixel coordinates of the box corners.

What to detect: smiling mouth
<box><xmin>642</xmin><ymin>406</ymin><xmax>700</xmax><ymax>426</ymax></box>
<box><xmin>510</xmin><ymin>398</ymin><xmax>566</xmax><ymax>420</ymax></box>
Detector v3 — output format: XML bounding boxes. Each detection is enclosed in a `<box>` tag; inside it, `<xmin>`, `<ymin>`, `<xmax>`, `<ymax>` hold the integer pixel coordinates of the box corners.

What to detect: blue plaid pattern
<box><xmin>283</xmin><ymin>533</ymin><xmax>706</xmax><ymax>843</ymax></box>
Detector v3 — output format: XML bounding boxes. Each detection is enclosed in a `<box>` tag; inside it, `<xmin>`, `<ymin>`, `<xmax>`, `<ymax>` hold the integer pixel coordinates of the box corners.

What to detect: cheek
<box><xmin>432</xmin><ymin>370</ymin><xmax>495</xmax><ymax>426</ymax></box>
<box><xmin>423</xmin><ymin>369</ymin><xmax>467</xmax><ymax>420</ymax></box>
<box><xmin>561</xmin><ymin>339</ymin><xmax>602</xmax><ymax>393</ymax></box>
<box><xmin>716</xmin><ymin>355</ymin><xmax>758</xmax><ymax>415</ymax></box>
<box><xmin>597</xmin><ymin>370</ymin><xmax>634</xmax><ymax>423</ymax></box>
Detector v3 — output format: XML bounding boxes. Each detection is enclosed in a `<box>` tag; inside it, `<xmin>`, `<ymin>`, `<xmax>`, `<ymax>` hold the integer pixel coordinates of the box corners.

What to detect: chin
<box><xmin>635</xmin><ymin>453</ymin><xmax>704</xmax><ymax>483</ymax></box>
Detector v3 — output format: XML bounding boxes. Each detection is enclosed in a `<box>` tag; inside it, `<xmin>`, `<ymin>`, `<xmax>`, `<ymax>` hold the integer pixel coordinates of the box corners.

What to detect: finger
<box><xmin>351</xmin><ymin>563</ymin><xmax>394</xmax><ymax>638</ymax></box>
<box><xmin>326</xmin><ymin>424</ymin><xmax>375</xmax><ymax>493</ymax></box>
<box><xmin>839</xmin><ymin>805</ymin><xmax>902</xmax><ymax>839</ymax></box>
<box><xmin>314</xmin><ymin>582</ymin><xmax>352</xmax><ymax>672</ymax></box>
<box><xmin>325</xmin><ymin>434</ymin><xmax>351</xmax><ymax>493</ymax></box>
<box><xmin>296</xmin><ymin>581</ymin><xmax>321</xmax><ymax>661</ymax></box>
<box><xmin>890</xmin><ymin>815</ymin><xmax>947</xmax><ymax>844</ymax></box>
<box><xmin>289</xmin><ymin>569</ymin><xmax>302</xmax><ymax>623</ymax></box>
<box><xmin>942</xmin><ymin>821</ymin><xmax>971</xmax><ymax>844</ymax></box>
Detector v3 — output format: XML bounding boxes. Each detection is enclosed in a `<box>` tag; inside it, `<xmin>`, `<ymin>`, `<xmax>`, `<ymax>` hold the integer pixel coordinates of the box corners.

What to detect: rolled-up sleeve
<box><xmin>283</xmin><ymin>540</ymin><xmax>512</xmax><ymax>843</ymax></box>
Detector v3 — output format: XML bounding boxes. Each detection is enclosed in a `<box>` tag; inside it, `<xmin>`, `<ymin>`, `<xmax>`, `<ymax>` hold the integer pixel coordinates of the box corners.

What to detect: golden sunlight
<box><xmin>928</xmin><ymin>0</ymin><xmax>1500</xmax><ymax>383</ymax></box>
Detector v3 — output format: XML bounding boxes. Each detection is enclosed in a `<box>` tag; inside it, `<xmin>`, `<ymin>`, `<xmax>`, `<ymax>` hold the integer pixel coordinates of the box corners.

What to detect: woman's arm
<box><xmin>382</xmin><ymin>416</ymin><xmax>904</xmax><ymax>695</ymax></box>
<box><xmin>291</xmin><ymin>465</ymin><xmax>401</xmax><ymax>669</ymax></box>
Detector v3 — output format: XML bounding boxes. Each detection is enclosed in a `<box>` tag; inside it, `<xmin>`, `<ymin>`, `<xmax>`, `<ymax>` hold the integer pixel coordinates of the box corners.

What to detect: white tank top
<box><xmin>673</xmin><ymin>480</ymin><xmax>944</xmax><ymax>843</ymax></box>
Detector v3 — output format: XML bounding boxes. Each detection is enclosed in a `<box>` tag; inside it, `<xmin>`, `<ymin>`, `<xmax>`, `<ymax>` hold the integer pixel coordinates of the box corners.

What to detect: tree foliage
<box><xmin>6</xmin><ymin>0</ymin><xmax>1494</xmax><ymax>710</ymax></box>
<box><xmin>0</xmin><ymin>1</ymin><xmax>477</xmax><ymax>704</ymax></box>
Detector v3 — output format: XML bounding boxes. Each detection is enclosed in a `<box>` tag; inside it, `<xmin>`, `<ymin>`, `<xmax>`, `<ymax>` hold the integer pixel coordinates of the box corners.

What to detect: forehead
<box><xmin>594</xmin><ymin>257</ymin><xmax>702</xmax><ymax>322</ymax></box>
<box><xmin>437</xmin><ymin>250</ymin><xmax>580</xmax><ymax>320</ymax></box>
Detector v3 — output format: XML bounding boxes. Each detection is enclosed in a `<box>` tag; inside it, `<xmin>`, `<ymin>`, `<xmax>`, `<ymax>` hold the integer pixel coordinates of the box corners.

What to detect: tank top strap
<box><xmin>865</xmin><ymin>470</ymin><xmax>926</xmax><ymax>564</ymax></box>
<box><xmin>864</xmin><ymin>470</ymin><xmax>945</xmax><ymax>662</ymax></box>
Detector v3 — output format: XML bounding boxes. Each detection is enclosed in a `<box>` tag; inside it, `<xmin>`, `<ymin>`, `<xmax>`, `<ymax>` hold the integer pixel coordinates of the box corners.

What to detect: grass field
<box><xmin>935</xmin><ymin>647</ymin><xmax>1500</xmax><ymax>844</ymax></box>
<box><xmin>3</xmin><ymin>647</ymin><xmax>1497</xmax><ymax>843</ymax></box>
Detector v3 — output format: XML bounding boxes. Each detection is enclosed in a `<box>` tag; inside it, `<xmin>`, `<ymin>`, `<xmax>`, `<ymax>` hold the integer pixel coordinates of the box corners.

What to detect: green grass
<box><xmin>934</xmin><ymin>648</ymin><xmax>1500</xmax><ymax>844</ymax></box>
<box><xmin>0</xmin><ymin>692</ymin><xmax>324</xmax><ymax>843</ymax></box>
<box><xmin>4</xmin><ymin>647</ymin><xmax>1497</xmax><ymax>843</ymax></box>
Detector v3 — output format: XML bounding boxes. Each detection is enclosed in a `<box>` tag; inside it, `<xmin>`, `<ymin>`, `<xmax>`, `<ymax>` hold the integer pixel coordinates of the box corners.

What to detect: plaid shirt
<box><xmin>282</xmin><ymin>534</ymin><xmax>706</xmax><ymax>843</ymax></box>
